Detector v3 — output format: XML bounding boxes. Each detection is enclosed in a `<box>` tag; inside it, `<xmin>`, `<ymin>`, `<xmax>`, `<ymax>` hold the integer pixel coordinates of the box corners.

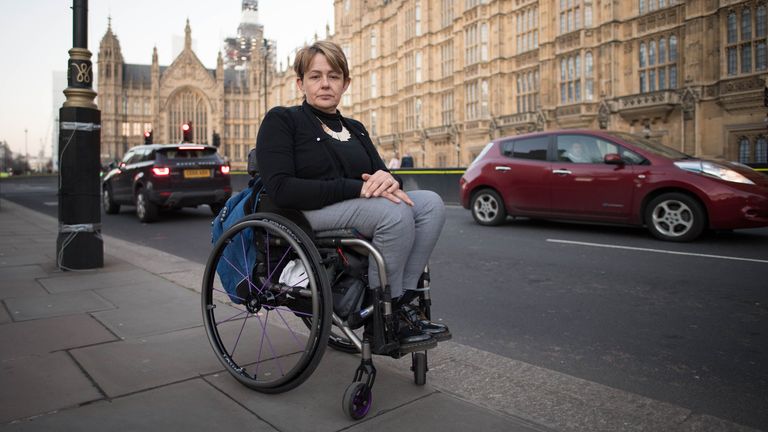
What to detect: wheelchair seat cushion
<box><xmin>314</xmin><ymin>228</ymin><xmax>367</xmax><ymax>240</ymax></box>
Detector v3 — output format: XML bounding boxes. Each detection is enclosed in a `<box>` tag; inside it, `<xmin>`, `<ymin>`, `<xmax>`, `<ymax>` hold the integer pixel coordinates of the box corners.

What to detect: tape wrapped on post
<box><xmin>59</xmin><ymin>223</ymin><xmax>102</xmax><ymax>233</ymax></box>
<box><xmin>60</xmin><ymin>122</ymin><xmax>101</xmax><ymax>131</ymax></box>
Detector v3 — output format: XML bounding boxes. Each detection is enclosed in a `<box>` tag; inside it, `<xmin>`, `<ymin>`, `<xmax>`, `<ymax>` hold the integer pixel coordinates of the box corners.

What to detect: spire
<box><xmin>184</xmin><ymin>18</ymin><xmax>192</xmax><ymax>51</ymax></box>
<box><xmin>152</xmin><ymin>46</ymin><xmax>158</xmax><ymax>64</ymax></box>
<box><xmin>107</xmin><ymin>15</ymin><xmax>112</xmax><ymax>33</ymax></box>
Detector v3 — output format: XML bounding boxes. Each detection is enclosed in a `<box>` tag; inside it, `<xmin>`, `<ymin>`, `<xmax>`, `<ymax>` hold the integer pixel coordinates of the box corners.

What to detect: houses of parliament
<box><xmin>97</xmin><ymin>0</ymin><xmax>768</xmax><ymax>169</ymax></box>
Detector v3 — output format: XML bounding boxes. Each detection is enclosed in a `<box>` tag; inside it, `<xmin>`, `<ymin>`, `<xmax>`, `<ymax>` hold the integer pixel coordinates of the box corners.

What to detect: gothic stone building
<box><xmin>97</xmin><ymin>19</ymin><xmax>273</xmax><ymax>168</ymax></box>
<box><xmin>270</xmin><ymin>0</ymin><xmax>767</xmax><ymax>167</ymax></box>
<box><xmin>99</xmin><ymin>1</ymin><xmax>768</xmax><ymax>169</ymax></box>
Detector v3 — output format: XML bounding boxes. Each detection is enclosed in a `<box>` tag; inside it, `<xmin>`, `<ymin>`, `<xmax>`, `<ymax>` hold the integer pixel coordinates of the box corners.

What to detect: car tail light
<box><xmin>152</xmin><ymin>167</ymin><xmax>170</xmax><ymax>176</ymax></box>
<box><xmin>220</xmin><ymin>165</ymin><xmax>231</xmax><ymax>175</ymax></box>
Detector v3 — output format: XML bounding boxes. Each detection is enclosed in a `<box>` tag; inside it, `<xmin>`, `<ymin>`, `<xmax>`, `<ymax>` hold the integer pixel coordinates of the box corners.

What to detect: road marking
<box><xmin>547</xmin><ymin>238</ymin><xmax>768</xmax><ymax>264</ymax></box>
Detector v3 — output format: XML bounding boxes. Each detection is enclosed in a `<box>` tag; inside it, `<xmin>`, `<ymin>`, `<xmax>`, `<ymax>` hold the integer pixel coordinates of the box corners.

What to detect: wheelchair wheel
<box><xmin>202</xmin><ymin>213</ymin><xmax>332</xmax><ymax>393</ymax></box>
<box><xmin>343</xmin><ymin>381</ymin><xmax>372</xmax><ymax>420</ymax></box>
<box><xmin>301</xmin><ymin>317</ymin><xmax>360</xmax><ymax>354</ymax></box>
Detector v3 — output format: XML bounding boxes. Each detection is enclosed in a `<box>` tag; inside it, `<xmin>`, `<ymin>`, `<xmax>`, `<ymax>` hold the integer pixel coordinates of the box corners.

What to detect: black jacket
<box><xmin>256</xmin><ymin>102</ymin><xmax>401</xmax><ymax>210</ymax></box>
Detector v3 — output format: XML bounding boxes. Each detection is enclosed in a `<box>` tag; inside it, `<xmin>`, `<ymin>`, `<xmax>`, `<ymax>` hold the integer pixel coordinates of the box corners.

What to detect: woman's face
<box><xmin>297</xmin><ymin>53</ymin><xmax>350</xmax><ymax>114</ymax></box>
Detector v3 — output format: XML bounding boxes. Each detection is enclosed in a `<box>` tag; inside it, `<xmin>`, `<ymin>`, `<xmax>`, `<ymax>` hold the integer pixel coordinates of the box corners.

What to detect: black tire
<box><xmin>202</xmin><ymin>213</ymin><xmax>332</xmax><ymax>393</ymax></box>
<box><xmin>645</xmin><ymin>192</ymin><xmax>706</xmax><ymax>242</ymax></box>
<box><xmin>471</xmin><ymin>189</ymin><xmax>507</xmax><ymax>226</ymax></box>
<box><xmin>413</xmin><ymin>352</ymin><xmax>427</xmax><ymax>386</ymax></box>
<box><xmin>102</xmin><ymin>187</ymin><xmax>120</xmax><ymax>214</ymax></box>
<box><xmin>343</xmin><ymin>382</ymin><xmax>372</xmax><ymax>420</ymax></box>
<box><xmin>301</xmin><ymin>317</ymin><xmax>360</xmax><ymax>354</ymax></box>
<box><xmin>135</xmin><ymin>188</ymin><xmax>158</xmax><ymax>223</ymax></box>
<box><xmin>210</xmin><ymin>203</ymin><xmax>224</xmax><ymax>216</ymax></box>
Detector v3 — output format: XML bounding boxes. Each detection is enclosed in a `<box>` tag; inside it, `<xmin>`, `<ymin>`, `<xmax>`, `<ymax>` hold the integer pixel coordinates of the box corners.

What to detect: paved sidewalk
<box><xmin>0</xmin><ymin>199</ymin><xmax>549</xmax><ymax>432</ymax></box>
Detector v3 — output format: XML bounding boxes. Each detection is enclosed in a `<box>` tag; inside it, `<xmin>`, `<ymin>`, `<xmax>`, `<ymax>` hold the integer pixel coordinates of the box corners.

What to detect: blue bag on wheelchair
<box><xmin>211</xmin><ymin>177</ymin><xmax>263</xmax><ymax>304</ymax></box>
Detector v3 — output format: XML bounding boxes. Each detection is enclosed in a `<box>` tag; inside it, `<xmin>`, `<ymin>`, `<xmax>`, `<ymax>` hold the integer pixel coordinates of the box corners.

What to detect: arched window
<box><xmin>585</xmin><ymin>52</ymin><xmax>594</xmax><ymax>101</ymax></box>
<box><xmin>756</xmin><ymin>136</ymin><xmax>768</xmax><ymax>163</ymax></box>
<box><xmin>738</xmin><ymin>136</ymin><xmax>750</xmax><ymax>163</ymax></box>
<box><xmin>168</xmin><ymin>88</ymin><xmax>209</xmax><ymax>145</ymax></box>
<box><xmin>727</xmin><ymin>11</ymin><xmax>738</xmax><ymax>44</ymax></box>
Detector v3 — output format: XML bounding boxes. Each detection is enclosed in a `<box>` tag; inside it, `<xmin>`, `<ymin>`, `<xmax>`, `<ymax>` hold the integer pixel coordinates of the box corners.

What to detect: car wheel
<box><xmin>102</xmin><ymin>187</ymin><xmax>120</xmax><ymax>214</ymax></box>
<box><xmin>209</xmin><ymin>203</ymin><xmax>224</xmax><ymax>216</ymax></box>
<box><xmin>645</xmin><ymin>192</ymin><xmax>706</xmax><ymax>242</ymax></box>
<box><xmin>471</xmin><ymin>189</ymin><xmax>507</xmax><ymax>226</ymax></box>
<box><xmin>135</xmin><ymin>188</ymin><xmax>158</xmax><ymax>223</ymax></box>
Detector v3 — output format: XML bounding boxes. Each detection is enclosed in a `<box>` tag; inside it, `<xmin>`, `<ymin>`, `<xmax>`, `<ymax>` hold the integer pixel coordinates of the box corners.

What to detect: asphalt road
<box><xmin>2</xmin><ymin>175</ymin><xmax>767</xmax><ymax>430</ymax></box>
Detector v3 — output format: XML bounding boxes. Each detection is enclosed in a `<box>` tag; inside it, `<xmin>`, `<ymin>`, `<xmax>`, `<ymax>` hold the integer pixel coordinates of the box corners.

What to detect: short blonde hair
<box><xmin>293</xmin><ymin>41</ymin><xmax>350</xmax><ymax>81</ymax></box>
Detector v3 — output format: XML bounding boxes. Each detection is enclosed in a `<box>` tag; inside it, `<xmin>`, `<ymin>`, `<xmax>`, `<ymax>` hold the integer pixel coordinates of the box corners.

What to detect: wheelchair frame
<box><xmin>202</xmin><ymin>211</ymin><xmax>436</xmax><ymax>420</ymax></box>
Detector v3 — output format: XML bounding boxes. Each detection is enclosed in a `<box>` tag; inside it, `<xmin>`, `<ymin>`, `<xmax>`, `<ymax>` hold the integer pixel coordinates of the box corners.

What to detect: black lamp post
<box><xmin>57</xmin><ymin>0</ymin><xmax>103</xmax><ymax>269</ymax></box>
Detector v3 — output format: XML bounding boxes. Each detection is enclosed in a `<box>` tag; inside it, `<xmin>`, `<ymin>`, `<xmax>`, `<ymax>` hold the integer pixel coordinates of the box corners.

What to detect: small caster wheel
<box><xmin>412</xmin><ymin>352</ymin><xmax>427</xmax><ymax>386</ymax></box>
<box><xmin>343</xmin><ymin>381</ymin><xmax>372</xmax><ymax>420</ymax></box>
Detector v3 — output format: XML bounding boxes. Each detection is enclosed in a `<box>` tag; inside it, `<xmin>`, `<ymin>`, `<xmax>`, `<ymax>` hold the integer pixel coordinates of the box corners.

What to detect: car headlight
<box><xmin>674</xmin><ymin>161</ymin><xmax>755</xmax><ymax>185</ymax></box>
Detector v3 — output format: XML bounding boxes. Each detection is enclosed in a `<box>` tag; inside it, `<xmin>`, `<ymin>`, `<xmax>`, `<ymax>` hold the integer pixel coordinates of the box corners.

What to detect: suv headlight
<box><xmin>674</xmin><ymin>161</ymin><xmax>755</xmax><ymax>185</ymax></box>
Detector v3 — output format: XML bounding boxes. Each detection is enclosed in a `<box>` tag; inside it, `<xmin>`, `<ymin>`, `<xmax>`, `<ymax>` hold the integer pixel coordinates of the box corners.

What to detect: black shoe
<box><xmin>400</xmin><ymin>304</ymin><xmax>452</xmax><ymax>342</ymax></box>
<box><xmin>396</xmin><ymin>314</ymin><xmax>436</xmax><ymax>352</ymax></box>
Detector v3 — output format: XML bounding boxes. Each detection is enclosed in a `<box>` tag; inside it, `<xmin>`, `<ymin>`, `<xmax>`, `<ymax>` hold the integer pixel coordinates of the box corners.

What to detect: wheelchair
<box><xmin>201</xmin><ymin>209</ymin><xmax>439</xmax><ymax>420</ymax></box>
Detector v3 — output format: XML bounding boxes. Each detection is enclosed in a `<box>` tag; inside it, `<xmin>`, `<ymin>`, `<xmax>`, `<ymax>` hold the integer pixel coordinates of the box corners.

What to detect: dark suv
<box><xmin>102</xmin><ymin>144</ymin><xmax>232</xmax><ymax>222</ymax></box>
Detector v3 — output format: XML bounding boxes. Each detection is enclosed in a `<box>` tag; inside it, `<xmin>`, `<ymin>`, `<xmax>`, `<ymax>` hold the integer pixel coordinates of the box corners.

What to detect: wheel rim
<box><xmin>473</xmin><ymin>194</ymin><xmax>499</xmax><ymax>223</ymax></box>
<box><xmin>102</xmin><ymin>189</ymin><xmax>111</xmax><ymax>211</ymax></box>
<box><xmin>651</xmin><ymin>199</ymin><xmax>694</xmax><ymax>238</ymax></box>
<box><xmin>136</xmin><ymin>192</ymin><xmax>146</xmax><ymax>219</ymax></box>
<box><xmin>202</xmin><ymin>216</ymin><xmax>330</xmax><ymax>392</ymax></box>
<box><xmin>346</xmin><ymin>383</ymin><xmax>371</xmax><ymax>419</ymax></box>
<box><xmin>352</xmin><ymin>388</ymin><xmax>371</xmax><ymax>417</ymax></box>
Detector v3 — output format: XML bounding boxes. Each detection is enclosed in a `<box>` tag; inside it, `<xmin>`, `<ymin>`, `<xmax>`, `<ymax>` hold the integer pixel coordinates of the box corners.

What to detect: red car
<box><xmin>459</xmin><ymin>130</ymin><xmax>768</xmax><ymax>241</ymax></box>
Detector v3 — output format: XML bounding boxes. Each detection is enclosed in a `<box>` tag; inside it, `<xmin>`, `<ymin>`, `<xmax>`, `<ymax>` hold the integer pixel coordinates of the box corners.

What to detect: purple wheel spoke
<box><xmin>254</xmin><ymin>310</ymin><xmax>287</xmax><ymax>378</ymax></box>
<box><xmin>271</xmin><ymin>306</ymin><xmax>311</xmax><ymax>351</ymax></box>
<box><xmin>264</xmin><ymin>245</ymin><xmax>293</xmax><ymax>285</ymax></box>
<box><xmin>231</xmin><ymin>309</ymin><xmax>250</xmax><ymax>357</ymax></box>
<box><xmin>238</xmin><ymin>231</ymin><xmax>251</xmax><ymax>295</ymax></box>
<box><xmin>215</xmin><ymin>308</ymin><xmax>249</xmax><ymax>325</ymax></box>
<box><xmin>222</xmin><ymin>254</ymin><xmax>266</xmax><ymax>296</ymax></box>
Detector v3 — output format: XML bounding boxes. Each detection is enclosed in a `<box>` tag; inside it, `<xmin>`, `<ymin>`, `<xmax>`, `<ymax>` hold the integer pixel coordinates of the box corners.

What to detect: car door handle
<box><xmin>552</xmin><ymin>169</ymin><xmax>572</xmax><ymax>175</ymax></box>
<box><xmin>494</xmin><ymin>166</ymin><xmax>511</xmax><ymax>171</ymax></box>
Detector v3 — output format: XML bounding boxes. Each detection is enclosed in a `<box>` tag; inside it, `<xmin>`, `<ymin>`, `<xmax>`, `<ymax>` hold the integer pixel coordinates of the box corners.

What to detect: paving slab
<box><xmin>0</xmin><ymin>314</ymin><xmax>116</xmax><ymax>361</ymax></box>
<box><xmin>3</xmin><ymin>291</ymin><xmax>115</xmax><ymax>321</ymax></box>
<box><xmin>91</xmin><ymin>279</ymin><xmax>207</xmax><ymax>338</ymax></box>
<box><xmin>70</xmin><ymin>326</ymin><xmax>225</xmax><ymax>397</ymax></box>
<box><xmin>38</xmin><ymin>268</ymin><xmax>169</xmax><ymax>294</ymax></box>
<box><xmin>205</xmin><ymin>348</ymin><xmax>433</xmax><ymax>431</ymax></box>
<box><xmin>0</xmin><ymin>379</ymin><xmax>277</xmax><ymax>431</ymax></box>
<box><xmin>0</xmin><ymin>265</ymin><xmax>47</xmax><ymax>281</ymax></box>
<box><xmin>0</xmin><ymin>351</ymin><xmax>102</xmax><ymax>423</ymax></box>
<box><xmin>347</xmin><ymin>391</ymin><xmax>552</xmax><ymax>432</ymax></box>
<box><xmin>0</xmin><ymin>253</ymin><xmax>51</xmax><ymax>268</ymax></box>
<box><xmin>0</xmin><ymin>279</ymin><xmax>48</xmax><ymax>301</ymax></box>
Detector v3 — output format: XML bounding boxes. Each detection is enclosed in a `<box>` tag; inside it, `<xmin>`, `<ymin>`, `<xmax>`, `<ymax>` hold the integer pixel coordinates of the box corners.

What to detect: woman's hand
<box><xmin>361</xmin><ymin>171</ymin><xmax>414</xmax><ymax>206</ymax></box>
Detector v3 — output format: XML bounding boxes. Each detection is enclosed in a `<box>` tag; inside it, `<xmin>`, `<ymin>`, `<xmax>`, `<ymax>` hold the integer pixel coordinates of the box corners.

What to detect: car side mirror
<box><xmin>604</xmin><ymin>153</ymin><xmax>624</xmax><ymax>165</ymax></box>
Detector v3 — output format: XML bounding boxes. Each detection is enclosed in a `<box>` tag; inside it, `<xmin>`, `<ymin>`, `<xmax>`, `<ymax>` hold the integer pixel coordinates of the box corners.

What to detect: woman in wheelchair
<box><xmin>255</xmin><ymin>40</ymin><xmax>450</xmax><ymax>349</ymax></box>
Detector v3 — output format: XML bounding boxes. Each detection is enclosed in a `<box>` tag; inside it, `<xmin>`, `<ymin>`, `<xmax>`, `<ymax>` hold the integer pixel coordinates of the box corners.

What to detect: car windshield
<box><xmin>606</xmin><ymin>132</ymin><xmax>694</xmax><ymax>160</ymax></box>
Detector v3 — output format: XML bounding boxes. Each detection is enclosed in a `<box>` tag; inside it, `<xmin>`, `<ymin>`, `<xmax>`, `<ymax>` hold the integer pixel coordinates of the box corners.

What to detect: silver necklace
<box><xmin>317</xmin><ymin>117</ymin><xmax>351</xmax><ymax>142</ymax></box>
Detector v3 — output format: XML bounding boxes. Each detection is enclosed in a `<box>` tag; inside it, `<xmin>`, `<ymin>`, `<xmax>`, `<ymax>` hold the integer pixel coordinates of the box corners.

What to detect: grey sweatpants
<box><xmin>302</xmin><ymin>190</ymin><xmax>446</xmax><ymax>298</ymax></box>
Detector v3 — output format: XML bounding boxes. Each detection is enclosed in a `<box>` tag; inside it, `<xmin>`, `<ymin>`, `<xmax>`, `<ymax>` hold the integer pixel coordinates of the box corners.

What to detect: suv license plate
<box><xmin>184</xmin><ymin>169</ymin><xmax>210</xmax><ymax>178</ymax></box>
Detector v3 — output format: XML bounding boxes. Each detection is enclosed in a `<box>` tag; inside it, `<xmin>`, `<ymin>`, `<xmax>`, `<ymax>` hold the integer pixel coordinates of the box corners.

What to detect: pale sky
<box><xmin>0</xmin><ymin>0</ymin><xmax>335</xmax><ymax>158</ymax></box>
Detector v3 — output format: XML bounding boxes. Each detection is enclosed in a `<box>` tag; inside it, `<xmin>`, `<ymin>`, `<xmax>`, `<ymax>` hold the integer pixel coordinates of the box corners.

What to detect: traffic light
<box><xmin>181</xmin><ymin>122</ymin><xmax>193</xmax><ymax>143</ymax></box>
<box><xmin>212</xmin><ymin>132</ymin><xmax>221</xmax><ymax>147</ymax></box>
<box><xmin>143</xmin><ymin>130</ymin><xmax>153</xmax><ymax>144</ymax></box>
